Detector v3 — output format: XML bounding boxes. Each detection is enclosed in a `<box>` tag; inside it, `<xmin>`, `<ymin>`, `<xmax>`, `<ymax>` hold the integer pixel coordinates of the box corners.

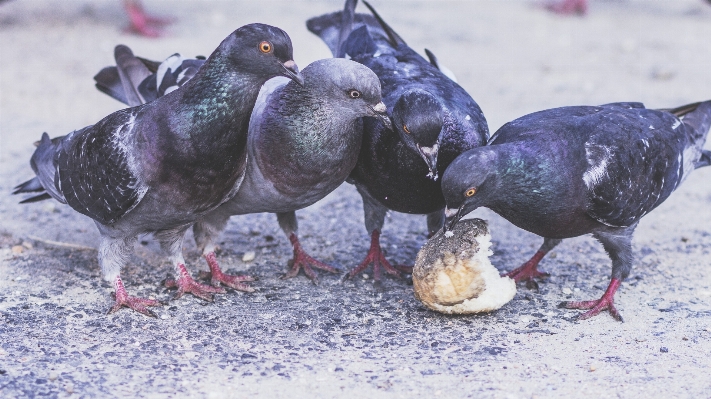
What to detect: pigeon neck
<box><xmin>176</xmin><ymin>59</ymin><xmax>265</xmax><ymax>142</ymax></box>
<box><xmin>487</xmin><ymin>144</ymin><xmax>556</xmax><ymax>217</ymax></box>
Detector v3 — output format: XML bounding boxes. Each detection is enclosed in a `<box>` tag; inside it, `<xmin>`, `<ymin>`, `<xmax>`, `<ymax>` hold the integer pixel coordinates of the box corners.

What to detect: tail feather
<box><xmin>14</xmin><ymin>133</ymin><xmax>65</xmax><ymax>204</ymax></box>
<box><xmin>114</xmin><ymin>45</ymin><xmax>152</xmax><ymax>106</ymax></box>
<box><xmin>19</xmin><ymin>193</ymin><xmax>52</xmax><ymax>204</ymax></box>
<box><xmin>361</xmin><ymin>0</ymin><xmax>406</xmax><ymax>47</ymax></box>
<box><xmin>336</xmin><ymin>0</ymin><xmax>358</xmax><ymax>57</ymax></box>
<box><xmin>694</xmin><ymin>150</ymin><xmax>711</xmax><ymax>169</ymax></box>
<box><xmin>13</xmin><ymin>177</ymin><xmax>44</xmax><ymax>194</ymax></box>
<box><xmin>306</xmin><ymin>2</ymin><xmax>381</xmax><ymax>57</ymax></box>
<box><xmin>679</xmin><ymin>101</ymin><xmax>711</xmax><ymax>143</ymax></box>
<box><xmin>29</xmin><ymin>133</ymin><xmax>66</xmax><ymax>204</ymax></box>
<box><xmin>93</xmin><ymin>66</ymin><xmax>129</xmax><ymax>105</ymax></box>
<box><xmin>136</xmin><ymin>56</ymin><xmax>161</xmax><ymax>73</ymax></box>
<box><xmin>661</xmin><ymin>101</ymin><xmax>702</xmax><ymax>118</ymax></box>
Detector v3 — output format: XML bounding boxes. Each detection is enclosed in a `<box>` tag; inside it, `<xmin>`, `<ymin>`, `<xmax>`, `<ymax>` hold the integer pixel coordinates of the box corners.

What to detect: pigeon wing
<box><xmin>583</xmin><ymin>106</ymin><xmax>685</xmax><ymax>227</ymax></box>
<box><xmin>56</xmin><ymin>109</ymin><xmax>148</xmax><ymax>225</ymax></box>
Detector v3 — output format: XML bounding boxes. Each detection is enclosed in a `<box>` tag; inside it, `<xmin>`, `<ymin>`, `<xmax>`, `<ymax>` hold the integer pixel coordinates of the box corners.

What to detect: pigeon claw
<box><xmin>282</xmin><ymin>234</ymin><xmax>338</xmax><ymax>284</ymax></box>
<box><xmin>165</xmin><ymin>264</ymin><xmax>225</xmax><ymax>301</ymax></box>
<box><xmin>123</xmin><ymin>0</ymin><xmax>173</xmax><ymax>38</ymax></box>
<box><xmin>542</xmin><ymin>0</ymin><xmax>587</xmax><ymax>15</ymax></box>
<box><xmin>504</xmin><ymin>251</ymin><xmax>549</xmax><ymax>283</ymax></box>
<box><xmin>561</xmin><ymin>278</ymin><xmax>623</xmax><ymax>322</ymax></box>
<box><xmin>199</xmin><ymin>252</ymin><xmax>255</xmax><ymax>292</ymax></box>
<box><xmin>347</xmin><ymin>230</ymin><xmax>402</xmax><ymax>281</ymax></box>
<box><xmin>109</xmin><ymin>291</ymin><xmax>161</xmax><ymax>318</ymax></box>
<box><xmin>108</xmin><ymin>276</ymin><xmax>161</xmax><ymax>317</ymax></box>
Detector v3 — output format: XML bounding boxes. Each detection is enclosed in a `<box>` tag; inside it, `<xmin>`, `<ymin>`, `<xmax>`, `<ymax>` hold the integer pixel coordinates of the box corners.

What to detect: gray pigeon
<box><xmin>93</xmin><ymin>50</ymin><xmax>390</xmax><ymax>284</ymax></box>
<box><xmin>443</xmin><ymin>101</ymin><xmax>711</xmax><ymax>321</ymax></box>
<box><xmin>13</xmin><ymin>24</ymin><xmax>304</xmax><ymax>316</ymax></box>
<box><xmin>307</xmin><ymin>0</ymin><xmax>489</xmax><ymax>281</ymax></box>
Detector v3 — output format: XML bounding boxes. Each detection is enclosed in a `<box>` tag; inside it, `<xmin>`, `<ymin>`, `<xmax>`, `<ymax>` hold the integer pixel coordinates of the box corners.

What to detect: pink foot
<box><xmin>544</xmin><ymin>0</ymin><xmax>588</xmax><ymax>15</ymax></box>
<box><xmin>164</xmin><ymin>263</ymin><xmax>225</xmax><ymax>301</ymax></box>
<box><xmin>123</xmin><ymin>0</ymin><xmax>173</xmax><ymax>37</ymax></box>
<box><xmin>282</xmin><ymin>234</ymin><xmax>338</xmax><ymax>283</ymax></box>
<box><xmin>504</xmin><ymin>251</ymin><xmax>550</xmax><ymax>282</ymax></box>
<box><xmin>347</xmin><ymin>230</ymin><xmax>402</xmax><ymax>281</ymax></box>
<box><xmin>198</xmin><ymin>252</ymin><xmax>255</xmax><ymax>292</ymax></box>
<box><xmin>561</xmin><ymin>278</ymin><xmax>623</xmax><ymax>321</ymax></box>
<box><xmin>108</xmin><ymin>276</ymin><xmax>161</xmax><ymax>317</ymax></box>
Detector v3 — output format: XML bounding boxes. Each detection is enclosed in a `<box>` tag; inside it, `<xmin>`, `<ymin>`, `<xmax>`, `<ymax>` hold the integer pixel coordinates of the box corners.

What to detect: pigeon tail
<box><xmin>94</xmin><ymin>49</ymin><xmax>205</xmax><ymax>106</ymax></box>
<box><xmin>306</xmin><ymin>2</ymin><xmax>381</xmax><ymax>56</ymax></box>
<box><xmin>94</xmin><ymin>66</ymin><xmax>128</xmax><ymax>105</ymax></box>
<box><xmin>361</xmin><ymin>1</ymin><xmax>406</xmax><ymax>47</ymax></box>
<box><xmin>336</xmin><ymin>0</ymin><xmax>358</xmax><ymax>57</ymax></box>
<box><xmin>13</xmin><ymin>177</ymin><xmax>44</xmax><ymax>194</ymax></box>
<box><xmin>679</xmin><ymin>100</ymin><xmax>711</xmax><ymax>148</ymax></box>
<box><xmin>15</xmin><ymin>133</ymin><xmax>66</xmax><ymax>204</ymax></box>
<box><xmin>114</xmin><ymin>45</ymin><xmax>152</xmax><ymax>106</ymax></box>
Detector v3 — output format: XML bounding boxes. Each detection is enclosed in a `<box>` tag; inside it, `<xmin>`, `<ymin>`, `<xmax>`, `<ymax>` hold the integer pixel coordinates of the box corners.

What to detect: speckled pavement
<box><xmin>1</xmin><ymin>1</ymin><xmax>710</xmax><ymax>398</ymax></box>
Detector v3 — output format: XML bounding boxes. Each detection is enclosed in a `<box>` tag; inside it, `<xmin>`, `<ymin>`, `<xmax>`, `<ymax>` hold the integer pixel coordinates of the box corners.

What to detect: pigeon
<box><xmin>543</xmin><ymin>0</ymin><xmax>588</xmax><ymax>15</ymax></box>
<box><xmin>442</xmin><ymin>101</ymin><xmax>711</xmax><ymax>321</ymax></box>
<box><xmin>307</xmin><ymin>0</ymin><xmax>489</xmax><ymax>281</ymax></box>
<box><xmin>13</xmin><ymin>23</ymin><xmax>304</xmax><ymax>316</ymax></box>
<box><xmin>93</xmin><ymin>47</ymin><xmax>390</xmax><ymax>284</ymax></box>
<box><xmin>123</xmin><ymin>0</ymin><xmax>173</xmax><ymax>37</ymax></box>
<box><xmin>0</xmin><ymin>0</ymin><xmax>172</xmax><ymax>37</ymax></box>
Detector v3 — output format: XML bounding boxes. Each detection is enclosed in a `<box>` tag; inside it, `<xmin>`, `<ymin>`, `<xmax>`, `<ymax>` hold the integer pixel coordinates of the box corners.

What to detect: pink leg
<box><xmin>504</xmin><ymin>251</ymin><xmax>550</xmax><ymax>282</ymax></box>
<box><xmin>198</xmin><ymin>252</ymin><xmax>255</xmax><ymax>292</ymax></box>
<box><xmin>108</xmin><ymin>276</ymin><xmax>161</xmax><ymax>317</ymax></box>
<box><xmin>123</xmin><ymin>0</ymin><xmax>173</xmax><ymax>37</ymax></box>
<box><xmin>282</xmin><ymin>234</ymin><xmax>338</xmax><ymax>283</ymax></box>
<box><xmin>164</xmin><ymin>263</ymin><xmax>225</xmax><ymax>301</ymax></box>
<box><xmin>347</xmin><ymin>230</ymin><xmax>402</xmax><ymax>281</ymax></box>
<box><xmin>544</xmin><ymin>0</ymin><xmax>588</xmax><ymax>15</ymax></box>
<box><xmin>562</xmin><ymin>278</ymin><xmax>623</xmax><ymax>321</ymax></box>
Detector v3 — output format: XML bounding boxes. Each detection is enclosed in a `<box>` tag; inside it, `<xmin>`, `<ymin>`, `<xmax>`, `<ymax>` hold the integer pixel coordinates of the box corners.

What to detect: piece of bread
<box><xmin>413</xmin><ymin>218</ymin><xmax>516</xmax><ymax>314</ymax></box>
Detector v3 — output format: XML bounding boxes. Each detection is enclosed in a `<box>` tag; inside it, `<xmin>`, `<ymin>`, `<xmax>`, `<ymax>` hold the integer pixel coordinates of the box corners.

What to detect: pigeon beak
<box><xmin>370</xmin><ymin>102</ymin><xmax>393</xmax><ymax>130</ymax></box>
<box><xmin>417</xmin><ymin>142</ymin><xmax>440</xmax><ymax>181</ymax></box>
<box><xmin>281</xmin><ymin>60</ymin><xmax>304</xmax><ymax>87</ymax></box>
<box><xmin>443</xmin><ymin>205</ymin><xmax>464</xmax><ymax>233</ymax></box>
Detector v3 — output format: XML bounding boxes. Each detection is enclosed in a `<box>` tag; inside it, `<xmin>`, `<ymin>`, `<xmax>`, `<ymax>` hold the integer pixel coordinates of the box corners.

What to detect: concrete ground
<box><xmin>1</xmin><ymin>1</ymin><xmax>711</xmax><ymax>398</ymax></box>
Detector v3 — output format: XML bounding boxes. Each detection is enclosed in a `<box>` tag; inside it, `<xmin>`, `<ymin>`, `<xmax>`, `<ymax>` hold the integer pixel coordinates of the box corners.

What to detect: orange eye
<box><xmin>259</xmin><ymin>41</ymin><xmax>272</xmax><ymax>53</ymax></box>
<box><xmin>403</xmin><ymin>125</ymin><xmax>410</xmax><ymax>134</ymax></box>
<box><xmin>465</xmin><ymin>187</ymin><xmax>477</xmax><ymax>197</ymax></box>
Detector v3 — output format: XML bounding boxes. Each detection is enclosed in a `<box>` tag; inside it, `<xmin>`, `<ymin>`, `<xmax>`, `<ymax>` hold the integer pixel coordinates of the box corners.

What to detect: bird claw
<box><xmin>503</xmin><ymin>252</ymin><xmax>549</xmax><ymax>283</ymax></box>
<box><xmin>348</xmin><ymin>241</ymin><xmax>401</xmax><ymax>281</ymax></box>
<box><xmin>124</xmin><ymin>0</ymin><xmax>173</xmax><ymax>37</ymax></box>
<box><xmin>541</xmin><ymin>0</ymin><xmax>587</xmax><ymax>15</ymax></box>
<box><xmin>281</xmin><ymin>252</ymin><xmax>339</xmax><ymax>284</ymax></box>
<box><xmin>560</xmin><ymin>279</ymin><xmax>624</xmax><ymax>321</ymax></box>
<box><xmin>108</xmin><ymin>291</ymin><xmax>161</xmax><ymax>317</ymax></box>
<box><xmin>282</xmin><ymin>234</ymin><xmax>339</xmax><ymax>283</ymax></box>
<box><xmin>198</xmin><ymin>270</ymin><xmax>255</xmax><ymax>293</ymax></box>
<box><xmin>393</xmin><ymin>264</ymin><xmax>413</xmax><ymax>274</ymax></box>
<box><xmin>200</xmin><ymin>252</ymin><xmax>255</xmax><ymax>292</ymax></box>
<box><xmin>562</xmin><ymin>297</ymin><xmax>623</xmax><ymax>322</ymax></box>
<box><xmin>164</xmin><ymin>275</ymin><xmax>225</xmax><ymax>302</ymax></box>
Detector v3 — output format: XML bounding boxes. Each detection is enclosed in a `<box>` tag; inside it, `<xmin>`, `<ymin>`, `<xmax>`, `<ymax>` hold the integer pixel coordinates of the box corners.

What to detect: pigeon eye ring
<box><xmin>465</xmin><ymin>187</ymin><xmax>477</xmax><ymax>197</ymax></box>
<box><xmin>259</xmin><ymin>41</ymin><xmax>273</xmax><ymax>53</ymax></box>
<box><xmin>348</xmin><ymin>89</ymin><xmax>361</xmax><ymax>99</ymax></box>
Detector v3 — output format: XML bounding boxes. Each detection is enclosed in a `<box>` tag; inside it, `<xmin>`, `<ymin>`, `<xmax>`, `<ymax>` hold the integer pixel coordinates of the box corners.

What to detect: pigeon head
<box><xmin>442</xmin><ymin>147</ymin><xmax>500</xmax><ymax>231</ymax></box>
<box><xmin>302</xmin><ymin>58</ymin><xmax>390</xmax><ymax>126</ymax></box>
<box><xmin>392</xmin><ymin>89</ymin><xmax>445</xmax><ymax>180</ymax></box>
<box><xmin>220</xmin><ymin>23</ymin><xmax>304</xmax><ymax>86</ymax></box>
